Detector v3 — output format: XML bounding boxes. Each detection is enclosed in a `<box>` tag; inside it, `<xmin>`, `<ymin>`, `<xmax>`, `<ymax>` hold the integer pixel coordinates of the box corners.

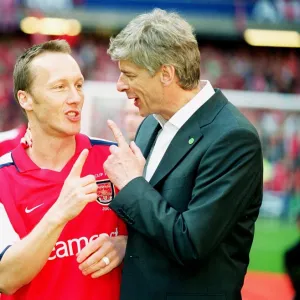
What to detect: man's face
<box><xmin>27</xmin><ymin>52</ymin><xmax>84</xmax><ymax>137</ymax></box>
<box><xmin>116</xmin><ymin>60</ymin><xmax>163</xmax><ymax>117</ymax></box>
<box><xmin>123</xmin><ymin>100</ymin><xmax>144</xmax><ymax>141</ymax></box>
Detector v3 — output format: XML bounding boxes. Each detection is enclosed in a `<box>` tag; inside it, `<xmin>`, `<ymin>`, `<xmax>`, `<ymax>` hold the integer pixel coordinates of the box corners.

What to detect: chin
<box><xmin>63</xmin><ymin>125</ymin><xmax>81</xmax><ymax>136</ymax></box>
<box><xmin>72</xmin><ymin>127</ymin><xmax>81</xmax><ymax>136</ymax></box>
<box><xmin>139</xmin><ymin>110</ymin><xmax>149</xmax><ymax>118</ymax></box>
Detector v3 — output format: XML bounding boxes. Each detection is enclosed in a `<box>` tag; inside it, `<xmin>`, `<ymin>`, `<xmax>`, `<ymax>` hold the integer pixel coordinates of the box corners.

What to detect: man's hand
<box><xmin>104</xmin><ymin>120</ymin><xmax>145</xmax><ymax>190</ymax></box>
<box><xmin>47</xmin><ymin>149</ymin><xmax>98</xmax><ymax>225</ymax></box>
<box><xmin>77</xmin><ymin>234</ymin><xmax>128</xmax><ymax>278</ymax></box>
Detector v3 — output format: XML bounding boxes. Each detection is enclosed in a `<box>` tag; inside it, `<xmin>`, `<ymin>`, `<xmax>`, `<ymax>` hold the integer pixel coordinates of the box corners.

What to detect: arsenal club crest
<box><xmin>96</xmin><ymin>180</ymin><xmax>115</xmax><ymax>205</ymax></box>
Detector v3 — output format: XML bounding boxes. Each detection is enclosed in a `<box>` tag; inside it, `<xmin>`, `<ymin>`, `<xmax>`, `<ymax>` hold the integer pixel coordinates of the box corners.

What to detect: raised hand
<box><xmin>103</xmin><ymin>120</ymin><xmax>145</xmax><ymax>190</ymax></box>
<box><xmin>48</xmin><ymin>149</ymin><xmax>98</xmax><ymax>225</ymax></box>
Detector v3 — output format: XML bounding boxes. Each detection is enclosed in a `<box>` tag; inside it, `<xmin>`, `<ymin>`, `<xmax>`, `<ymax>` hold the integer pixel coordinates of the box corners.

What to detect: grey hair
<box><xmin>108</xmin><ymin>8</ymin><xmax>200</xmax><ymax>90</ymax></box>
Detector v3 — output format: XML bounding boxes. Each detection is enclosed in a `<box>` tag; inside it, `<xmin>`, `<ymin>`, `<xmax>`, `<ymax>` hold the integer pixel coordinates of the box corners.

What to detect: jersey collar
<box><xmin>12</xmin><ymin>134</ymin><xmax>92</xmax><ymax>173</ymax></box>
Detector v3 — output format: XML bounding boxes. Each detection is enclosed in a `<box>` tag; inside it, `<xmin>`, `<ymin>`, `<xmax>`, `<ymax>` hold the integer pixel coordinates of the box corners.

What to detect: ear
<box><xmin>17</xmin><ymin>90</ymin><xmax>33</xmax><ymax>112</ymax></box>
<box><xmin>160</xmin><ymin>65</ymin><xmax>175</xmax><ymax>87</ymax></box>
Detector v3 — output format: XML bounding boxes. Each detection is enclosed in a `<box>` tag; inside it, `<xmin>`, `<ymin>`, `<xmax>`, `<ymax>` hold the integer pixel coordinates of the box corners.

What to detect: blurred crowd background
<box><xmin>0</xmin><ymin>0</ymin><xmax>300</xmax><ymax>299</ymax></box>
<box><xmin>1</xmin><ymin>37</ymin><xmax>299</xmax><ymax>130</ymax></box>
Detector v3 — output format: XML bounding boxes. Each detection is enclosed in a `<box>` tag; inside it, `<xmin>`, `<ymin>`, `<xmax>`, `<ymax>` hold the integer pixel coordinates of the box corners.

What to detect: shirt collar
<box><xmin>154</xmin><ymin>80</ymin><xmax>215</xmax><ymax>129</ymax></box>
<box><xmin>12</xmin><ymin>133</ymin><xmax>92</xmax><ymax>173</ymax></box>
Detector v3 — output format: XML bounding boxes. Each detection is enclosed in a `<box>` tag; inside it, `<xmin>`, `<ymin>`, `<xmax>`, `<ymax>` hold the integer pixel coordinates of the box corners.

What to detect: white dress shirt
<box><xmin>145</xmin><ymin>80</ymin><xmax>215</xmax><ymax>182</ymax></box>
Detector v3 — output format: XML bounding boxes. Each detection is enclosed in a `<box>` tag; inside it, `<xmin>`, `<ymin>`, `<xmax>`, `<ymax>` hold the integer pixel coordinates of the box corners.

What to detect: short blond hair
<box><xmin>13</xmin><ymin>39</ymin><xmax>71</xmax><ymax>102</ymax></box>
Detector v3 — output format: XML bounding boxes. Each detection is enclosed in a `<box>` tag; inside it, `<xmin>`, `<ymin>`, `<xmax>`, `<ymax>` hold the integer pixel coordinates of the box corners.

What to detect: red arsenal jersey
<box><xmin>0</xmin><ymin>134</ymin><xmax>127</xmax><ymax>300</ymax></box>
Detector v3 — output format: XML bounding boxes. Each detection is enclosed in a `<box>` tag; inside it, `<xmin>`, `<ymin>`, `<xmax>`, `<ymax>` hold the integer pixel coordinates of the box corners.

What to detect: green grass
<box><xmin>248</xmin><ymin>218</ymin><xmax>299</xmax><ymax>273</ymax></box>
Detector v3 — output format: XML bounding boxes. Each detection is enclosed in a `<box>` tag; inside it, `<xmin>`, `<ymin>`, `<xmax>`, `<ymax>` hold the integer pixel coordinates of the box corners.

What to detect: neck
<box><xmin>160</xmin><ymin>84</ymin><xmax>201</xmax><ymax>120</ymax></box>
<box><xmin>26</xmin><ymin>125</ymin><xmax>77</xmax><ymax>171</ymax></box>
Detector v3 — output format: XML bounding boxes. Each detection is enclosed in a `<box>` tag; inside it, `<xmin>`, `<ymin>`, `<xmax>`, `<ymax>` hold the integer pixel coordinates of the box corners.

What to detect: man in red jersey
<box><xmin>0</xmin><ymin>40</ymin><xmax>127</xmax><ymax>300</ymax></box>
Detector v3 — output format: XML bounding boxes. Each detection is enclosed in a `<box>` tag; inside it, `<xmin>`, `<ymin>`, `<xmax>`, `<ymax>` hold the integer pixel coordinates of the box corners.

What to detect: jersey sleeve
<box><xmin>0</xmin><ymin>203</ymin><xmax>20</xmax><ymax>260</ymax></box>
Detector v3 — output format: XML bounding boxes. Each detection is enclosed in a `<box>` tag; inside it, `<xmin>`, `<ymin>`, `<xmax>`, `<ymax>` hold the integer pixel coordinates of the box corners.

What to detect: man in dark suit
<box><xmin>81</xmin><ymin>8</ymin><xmax>263</xmax><ymax>300</ymax></box>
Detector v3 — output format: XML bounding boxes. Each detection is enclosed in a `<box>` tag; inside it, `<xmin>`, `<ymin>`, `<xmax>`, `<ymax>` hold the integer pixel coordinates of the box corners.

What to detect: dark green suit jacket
<box><xmin>110</xmin><ymin>90</ymin><xmax>263</xmax><ymax>300</ymax></box>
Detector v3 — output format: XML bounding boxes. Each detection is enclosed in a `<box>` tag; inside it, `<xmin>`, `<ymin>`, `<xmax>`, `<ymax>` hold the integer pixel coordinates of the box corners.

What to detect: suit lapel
<box><xmin>135</xmin><ymin>115</ymin><xmax>161</xmax><ymax>159</ymax></box>
<box><xmin>149</xmin><ymin>89</ymin><xmax>228</xmax><ymax>187</ymax></box>
<box><xmin>149</xmin><ymin>118</ymin><xmax>202</xmax><ymax>187</ymax></box>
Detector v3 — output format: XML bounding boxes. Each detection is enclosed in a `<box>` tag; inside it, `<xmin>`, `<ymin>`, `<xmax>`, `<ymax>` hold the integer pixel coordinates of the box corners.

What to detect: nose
<box><xmin>67</xmin><ymin>86</ymin><xmax>83</xmax><ymax>104</ymax></box>
<box><xmin>117</xmin><ymin>74</ymin><xmax>129</xmax><ymax>92</ymax></box>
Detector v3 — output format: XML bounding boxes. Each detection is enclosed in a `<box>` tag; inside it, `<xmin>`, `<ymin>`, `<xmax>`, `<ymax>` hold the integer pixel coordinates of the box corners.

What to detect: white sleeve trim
<box><xmin>0</xmin><ymin>152</ymin><xmax>13</xmax><ymax>165</ymax></box>
<box><xmin>0</xmin><ymin>203</ymin><xmax>20</xmax><ymax>253</ymax></box>
<box><xmin>89</xmin><ymin>136</ymin><xmax>115</xmax><ymax>143</ymax></box>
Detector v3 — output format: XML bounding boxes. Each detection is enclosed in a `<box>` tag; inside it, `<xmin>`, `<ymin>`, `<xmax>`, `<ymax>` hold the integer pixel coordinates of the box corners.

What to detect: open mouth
<box><xmin>65</xmin><ymin>110</ymin><xmax>80</xmax><ymax>122</ymax></box>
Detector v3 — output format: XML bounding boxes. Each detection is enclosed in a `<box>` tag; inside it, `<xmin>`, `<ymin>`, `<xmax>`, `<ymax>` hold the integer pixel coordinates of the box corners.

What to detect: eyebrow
<box><xmin>120</xmin><ymin>69</ymin><xmax>135</xmax><ymax>75</ymax></box>
<box><xmin>48</xmin><ymin>76</ymin><xmax>84</xmax><ymax>85</ymax></box>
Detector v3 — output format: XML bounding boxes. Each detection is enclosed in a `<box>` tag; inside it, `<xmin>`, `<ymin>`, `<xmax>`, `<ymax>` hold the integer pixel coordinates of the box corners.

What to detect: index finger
<box><xmin>77</xmin><ymin>233</ymin><xmax>109</xmax><ymax>264</ymax></box>
<box><xmin>68</xmin><ymin>149</ymin><xmax>89</xmax><ymax>178</ymax></box>
<box><xmin>107</xmin><ymin>120</ymin><xmax>128</xmax><ymax>148</ymax></box>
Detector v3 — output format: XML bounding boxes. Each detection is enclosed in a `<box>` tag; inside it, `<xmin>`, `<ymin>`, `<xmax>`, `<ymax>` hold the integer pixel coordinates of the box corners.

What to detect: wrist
<box><xmin>119</xmin><ymin>176</ymin><xmax>139</xmax><ymax>190</ymax></box>
<box><xmin>43</xmin><ymin>207</ymin><xmax>68</xmax><ymax>229</ymax></box>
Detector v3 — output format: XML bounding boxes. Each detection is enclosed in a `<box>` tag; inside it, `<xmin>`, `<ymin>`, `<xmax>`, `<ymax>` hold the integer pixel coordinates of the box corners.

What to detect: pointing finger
<box><xmin>107</xmin><ymin>120</ymin><xmax>128</xmax><ymax>148</ymax></box>
<box><xmin>68</xmin><ymin>149</ymin><xmax>89</xmax><ymax>178</ymax></box>
<box><xmin>129</xmin><ymin>141</ymin><xmax>145</xmax><ymax>162</ymax></box>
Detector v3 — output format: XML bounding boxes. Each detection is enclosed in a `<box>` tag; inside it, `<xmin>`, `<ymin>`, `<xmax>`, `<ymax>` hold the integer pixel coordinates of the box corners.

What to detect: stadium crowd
<box><xmin>0</xmin><ymin>35</ymin><xmax>299</xmax><ymax>131</ymax></box>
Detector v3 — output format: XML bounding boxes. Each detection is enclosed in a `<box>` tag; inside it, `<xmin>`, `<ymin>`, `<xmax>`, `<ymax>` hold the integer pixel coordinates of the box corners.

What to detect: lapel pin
<box><xmin>188</xmin><ymin>138</ymin><xmax>195</xmax><ymax>145</ymax></box>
